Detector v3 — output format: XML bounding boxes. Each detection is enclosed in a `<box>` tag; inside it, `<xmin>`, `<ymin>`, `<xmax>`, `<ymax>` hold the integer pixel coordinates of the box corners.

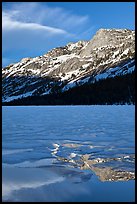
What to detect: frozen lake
<box><xmin>2</xmin><ymin>105</ymin><xmax>135</xmax><ymax>202</ymax></box>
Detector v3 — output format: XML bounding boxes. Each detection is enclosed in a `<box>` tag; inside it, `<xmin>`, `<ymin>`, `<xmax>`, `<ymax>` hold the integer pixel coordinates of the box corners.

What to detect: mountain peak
<box><xmin>2</xmin><ymin>28</ymin><xmax>135</xmax><ymax>104</ymax></box>
<box><xmin>80</xmin><ymin>28</ymin><xmax>135</xmax><ymax>57</ymax></box>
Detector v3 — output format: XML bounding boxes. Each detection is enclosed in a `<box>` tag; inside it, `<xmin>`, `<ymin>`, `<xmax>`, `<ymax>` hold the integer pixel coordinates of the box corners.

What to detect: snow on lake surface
<box><xmin>2</xmin><ymin>105</ymin><xmax>135</xmax><ymax>202</ymax></box>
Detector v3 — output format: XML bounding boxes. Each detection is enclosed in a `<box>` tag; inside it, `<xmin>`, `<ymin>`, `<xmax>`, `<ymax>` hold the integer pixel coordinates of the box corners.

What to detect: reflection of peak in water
<box><xmin>51</xmin><ymin>143</ymin><xmax>60</xmax><ymax>156</ymax></box>
<box><xmin>69</xmin><ymin>153</ymin><xmax>77</xmax><ymax>159</ymax></box>
<box><xmin>55</xmin><ymin>151</ymin><xmax>135</xmax><ymax>182</ymax></box>
<box><xmin>89</xmin><ymin>166</ymin><xmax>135</xmax><ymax>182</ymax></box>
<box><xmin>49</xmin><ymin>142</ymin><xmax>135</xmax><ymax>181</ymax></box>
<box><xmin>53</xmin><ymin>143</ymin><xmax>60</xmax><ymax>148</ymax></box>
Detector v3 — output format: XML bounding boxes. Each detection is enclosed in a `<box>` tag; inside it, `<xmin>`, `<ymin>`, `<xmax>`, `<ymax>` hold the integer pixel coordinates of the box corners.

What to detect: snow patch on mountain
<box><xmin>2</xmin><ymin>28</ymin><xmax>135</xmax><ymax>103</ymax></box>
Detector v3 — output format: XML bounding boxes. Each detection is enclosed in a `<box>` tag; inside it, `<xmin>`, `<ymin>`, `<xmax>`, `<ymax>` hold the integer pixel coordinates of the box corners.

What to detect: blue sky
<box><xmin>2</xmin><ymin>2</ymin><xmax>135</xmax><ymax>67</ymax></box>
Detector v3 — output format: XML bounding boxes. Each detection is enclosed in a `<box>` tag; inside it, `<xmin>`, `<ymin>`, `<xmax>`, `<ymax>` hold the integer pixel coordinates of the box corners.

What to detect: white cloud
<box><xmin>2</xmin><ymin>2</ymin><xmax>89</xmax><ymax>34</ymax></box>
<box><xmin>2</xmin><ymin>12</ymin><xmax>69</xmax><ymax>35</ymax></box>
<box><xmin>2</xmin><ymin>2</ymin><xmax>92</xmax><ymax>67</ymax></box>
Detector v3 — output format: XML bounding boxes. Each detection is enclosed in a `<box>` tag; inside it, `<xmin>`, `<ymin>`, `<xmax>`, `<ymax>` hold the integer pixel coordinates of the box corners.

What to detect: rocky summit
<box><xmin>2</xmin><ymin>28</ymin><xmax>135</xmax><ymax>105</ymax></box>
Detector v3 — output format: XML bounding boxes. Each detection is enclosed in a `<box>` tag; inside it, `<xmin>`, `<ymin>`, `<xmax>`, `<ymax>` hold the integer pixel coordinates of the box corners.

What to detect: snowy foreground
<box><xmin>2</xmin><ymin>105</ymin><xmax>135</xmax><ymax>202</ymax></box>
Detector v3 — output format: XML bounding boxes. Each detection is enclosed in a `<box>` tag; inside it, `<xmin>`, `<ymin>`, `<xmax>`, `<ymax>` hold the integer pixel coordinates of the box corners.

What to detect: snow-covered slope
<box><xmin>2</xmin><ymin>28</ymin><xmax>135</xmax><ymax>102</ymax></box>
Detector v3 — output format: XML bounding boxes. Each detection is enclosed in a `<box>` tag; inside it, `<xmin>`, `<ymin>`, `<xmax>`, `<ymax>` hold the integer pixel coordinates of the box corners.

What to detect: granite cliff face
<box><xmin>2</xmin><ymin>28</ymin><xmax>135</xmax><ymax>104</ymax></box>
